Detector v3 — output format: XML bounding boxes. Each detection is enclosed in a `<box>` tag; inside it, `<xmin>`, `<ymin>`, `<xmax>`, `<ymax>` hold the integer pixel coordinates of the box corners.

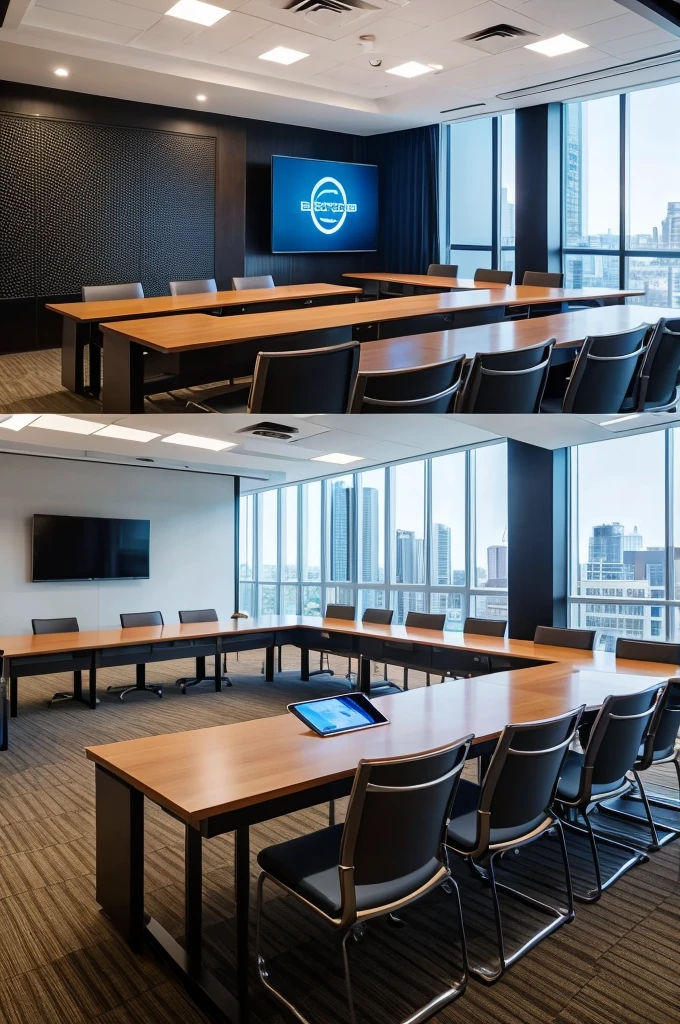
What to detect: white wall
<box><xmin>0</xmin><ymin>454</ymin><xmax>234</xmax><ymax>635</ymax></box>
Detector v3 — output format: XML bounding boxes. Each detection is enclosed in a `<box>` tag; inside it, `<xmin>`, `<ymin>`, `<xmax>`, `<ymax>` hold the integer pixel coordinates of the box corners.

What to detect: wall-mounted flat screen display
<box><xmin>32</xmin><ymin>514</ymin><xmax>150</xmax><ymax>581</ymax></box>
<box><xmin>271</xmin><ymin>155</ymin><xmax>378</xmax><ymax>253</ymax></box>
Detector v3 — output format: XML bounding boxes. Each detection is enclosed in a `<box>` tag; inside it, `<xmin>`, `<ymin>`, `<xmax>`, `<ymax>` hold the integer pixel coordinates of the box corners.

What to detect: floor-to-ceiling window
<box><xmin>569</xmin><ymin>427</ymin><xmax>680</xmax><ymax>650</ymax></box>
<box><xmin>443</xmin><ymin>113</ymin><xmax>515</xmax><ymax>276</ymax></box>
<box><xmin>238</xmin><ymin>443</ymin><xmax>508</xmax><ymax>628</ymax></box>
<box><xmin>563</xmin><ymin>81</ymin><xmax>680</xmax><ymax>307</ymax></box>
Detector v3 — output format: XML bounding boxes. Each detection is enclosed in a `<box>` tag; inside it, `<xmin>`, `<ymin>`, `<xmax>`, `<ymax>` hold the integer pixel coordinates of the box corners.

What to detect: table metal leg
<box><xmin>61</xmin><ymin>318</ymin><xmax>91</xmax><ymax>394</ymax></box>
<box><xmin>103</xmin><ymin>332</ymin><xmax>146</xmax><ymax>414</ymax></box>
<box><xmin>359</xmin><ymin>656</ymin><xmax>371</xmax><ymax>695</ymax></box>
<box><xmin>265</xmin><ymin>646</ymin><xmax>275</xmax><ymax>683</ymax></box>
<box><xmin>300</xmin><ymin>648</ymin><xmax>310</xmax><ymax>682</ymax></box>
<box><xmin>9</xmin><ymin>677</ymin><xmax>17</xmax><ymax>718</ymax></box>
<box><xmin>95</xmin><ymin>766</ymin><xmax>146</xmax><ymax>952</ymax></box>
<box><xmin>89</xmin><ymin>659</ymin><xmax>98</xmax><ymax>709</ymax></box>
<box><xmin>0</xmin><ymin>660</ymin><xmax>7</xmax><ymax>751</ymax></box>
<box><xmin>235</xmin><ymin>826</ymin><xmax>250</xmax><ymax>1022</ymax></box>
<box><xmin>185</xmin><ymin>825</ymin><xmax>203</xmax><ymax>973</ymax></box>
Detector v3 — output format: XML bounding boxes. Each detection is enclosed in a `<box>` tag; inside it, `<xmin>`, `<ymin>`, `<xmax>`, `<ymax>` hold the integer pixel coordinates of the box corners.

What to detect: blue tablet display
<box><xmin>289</xmin><ymin>693</ymin><xmax>388</xmax><ymax>736</ymax></box>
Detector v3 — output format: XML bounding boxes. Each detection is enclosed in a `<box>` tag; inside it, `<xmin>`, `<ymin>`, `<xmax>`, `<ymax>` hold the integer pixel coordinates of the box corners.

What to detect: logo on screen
<box><xmin>300</xmin><ymin>176</ymin><xmax>357</xmax><ymax>235</ymax></box>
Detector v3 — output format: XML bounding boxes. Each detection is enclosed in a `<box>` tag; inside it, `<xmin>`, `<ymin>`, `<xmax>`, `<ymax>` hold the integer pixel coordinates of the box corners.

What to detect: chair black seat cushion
<box><xmin>257</xmin><ymin>824</ymin><xmax>441</xmax><ymax>917</ymax></box>
<box><xmin>555</xmin><ymin>750</ymin><xmax>627</xmax><ymax>803</ymax></box>
<box><xmin>446</xmin><ymin>779</ymin><xmax>548</xmax><ymax>852</ymax></box>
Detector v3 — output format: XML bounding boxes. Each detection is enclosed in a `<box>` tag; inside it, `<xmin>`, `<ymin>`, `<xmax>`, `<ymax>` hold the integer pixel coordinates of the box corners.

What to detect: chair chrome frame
<box><xmin>348</xmin><ymin>357</ymin><xmax>464</xmax><ymax>414</ymax></box>
<box><xmin>256</xmin><ymin>739</ymin><xmax>472</xmax><ymax>1024</ymax></box>
<box><xmin>445</xmin><ymin>709</ymin><xmax>582</xmax><ymax>984</ymax></box>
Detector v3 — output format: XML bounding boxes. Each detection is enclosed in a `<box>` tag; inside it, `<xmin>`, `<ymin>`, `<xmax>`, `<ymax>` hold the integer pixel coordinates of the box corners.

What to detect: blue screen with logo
<box><xmin>271</xmin><ymin>155</ymin><xmax>378</xmax><ymax>253</ymax></box>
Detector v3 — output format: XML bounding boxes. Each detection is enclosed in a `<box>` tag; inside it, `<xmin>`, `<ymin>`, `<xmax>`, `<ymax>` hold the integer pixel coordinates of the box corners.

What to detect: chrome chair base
<box><xmin>598</xmin><ymin>764</ymin><xmax>680</xmax><ymax>851</ymax></box>
<box><xmin>106</xmin><ymin>684</ymin><xmax>163</xmax><ymax>701</ymax></box>
<box><xmin>558</xmin><ymin>809</ymin><xmax>649</xmax><ymax>901</ymax></box>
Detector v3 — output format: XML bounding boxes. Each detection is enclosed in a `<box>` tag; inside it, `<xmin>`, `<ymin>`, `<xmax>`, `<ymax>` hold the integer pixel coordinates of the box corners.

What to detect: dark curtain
<box><xmin>361</xmin><ymin>123</ymin><xmax>440</xmax><ymax>274</ymax></box>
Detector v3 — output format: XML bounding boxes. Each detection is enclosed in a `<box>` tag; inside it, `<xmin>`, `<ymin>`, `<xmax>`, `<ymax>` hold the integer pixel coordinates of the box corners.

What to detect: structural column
<box><xmin>514</xmin><ymin>103</ymin><xmax>562</xmax><ymax>282</ymax></box>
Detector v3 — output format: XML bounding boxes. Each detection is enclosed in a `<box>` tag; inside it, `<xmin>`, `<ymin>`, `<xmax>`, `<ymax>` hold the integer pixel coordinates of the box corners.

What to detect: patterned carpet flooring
<box><xmin>0</xmin><ymin>648</ymin><xmax>679</xmax><ymax>1024</ymax></box>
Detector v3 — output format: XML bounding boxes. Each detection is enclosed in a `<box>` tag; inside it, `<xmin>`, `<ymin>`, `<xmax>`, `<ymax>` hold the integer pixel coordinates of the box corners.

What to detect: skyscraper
<box><xmin>662</xmin><ymin>201</ymin><xmax>680</xmax><ymax>248</ymax></box>
<box><xmin>487</xmin><ymin>545</ymin><xmax>508</xmax><ymax>588</ymax></box>
<box><xmin>361</xmin><ymin>486</ymin><xmax>379</xmax><ymax>582</ymax></box>
<box><xmin>433</xmin><ymin>523</ymin><xmax>451</xmax><ymax>586</ymax></box>
<box><xmin>588</xmin><ymin>523</ymin><xmax>624</xmax><ymax>563</ymax></box>
<box><xmin>623</xmin><ymin>526</ymin><xmax>643</xmax><ymax>552</ymax></box>
<box><xmin>564</xmin><ymin>102</ymin><xmax>585</xmax><ymax>244</ymax></box>
<box><xmin>395</xmin><ymin>529</ymin><xmax>425</xmax><ymax>622</ymax></box>
<box><xmin>330</xmin><ymin>480</ymin><xmax>352</xmax><ymax>580</ymax></box>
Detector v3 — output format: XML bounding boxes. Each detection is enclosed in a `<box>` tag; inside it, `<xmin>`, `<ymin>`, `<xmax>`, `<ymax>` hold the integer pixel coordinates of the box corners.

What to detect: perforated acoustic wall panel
<box><xmin>0</xmin><ymin>112</ymin><xmax>215</xmax><ymax>300</ymax></box>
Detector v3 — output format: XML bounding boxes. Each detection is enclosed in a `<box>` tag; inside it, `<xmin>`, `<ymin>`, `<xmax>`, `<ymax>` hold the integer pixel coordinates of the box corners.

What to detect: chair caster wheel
<box><xmin>351</xmin><ymin>924</ymin><xmax>367</xmax><ymax>943</ymax></box>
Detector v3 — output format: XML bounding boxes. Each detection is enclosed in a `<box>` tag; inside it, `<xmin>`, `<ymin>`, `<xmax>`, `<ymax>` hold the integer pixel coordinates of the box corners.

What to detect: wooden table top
<box><xmin>357</xmin><ymin>305</ymin><xmax>672</xmax><ymax>374</ymax></box>
<box><xmin>45</xmin><ymin>283</ymin><xmax>362</xmax><ymax>323</ymax></box>
<box><xmin>99</xmin><ymin>286</ymin><xmax>645</xmax><ymax>354</ymax></box>
<box><xmin>85</xmin><ymin>660</ymin><xmax>665</xmax><ymax>825</ymax></box>
<box><xmin>344</xmin><ymin>272</ymin><xmax>509</xmax><ymax>290</ymax></box>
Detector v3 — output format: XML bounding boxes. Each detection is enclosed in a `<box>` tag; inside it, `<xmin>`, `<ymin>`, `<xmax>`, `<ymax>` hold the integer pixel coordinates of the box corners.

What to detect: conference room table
<box><xmin>343</xmin><ymin>271</ymin><xmax>517</xmax><ymax>292</ymax></box>
<box><xmin>96</xmin><ymin>284</ymin><xmax>642</xmax><ymax>413</ymax></box>
<box><xmin>79</xmin><ymin>614</ymin><xmax>679</xmax><ymax>1022</ymax></box>
<box><xmin>46</xmin><ymin>283</ymin><xmax>362</xmax><ymax>397</ymax></box>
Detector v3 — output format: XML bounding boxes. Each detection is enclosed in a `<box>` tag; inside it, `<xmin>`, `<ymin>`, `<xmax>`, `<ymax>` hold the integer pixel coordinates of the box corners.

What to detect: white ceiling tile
<box><xmin>433</xmin><ymin>1</ymin><xmax>552</xmax><ymax>42</ymax></box>
<box><xmin>602</xmin><ymin>26</ymin><xmax>679</xmax><ymax>54</ymax></box>
<box><xmin>23</xmin><ymin>5</ymin><xmax>140</xmax><ymax>42</ymax></box>
<box><xmin>221</xmin><ymin>21</ymin><xmax>334</xmax><ymax>56</ymax></box>
<box><xmin>177</xmin><ymin>10</ymin><xmax>268</xmax><ymax>52</ymax></box>
<box><xmin>515</xmin><ymin>0</ymin><xmax>626</xmax><ymax>31</ymax></box>
<box><xmin>36</xmin><ymin>0</ymin><xmax>162</xmax><ymax>30</ymax></box>
<box><xmin>575</xmin><ymin>12</ymin><xmax>667</xmax><ymax>46</ymax></box>
<box><xmin>236</xmin><ymin>0</ymin><xmax>409</xmax><ymax>40</ymax></box>
<box><xmin>128</xmin><ymin>14</ymin><xmax>199</xmax><ymax>47</ymax></box>
<box><xmin>391</xmin><ymin>0</ymin><xmax>489</xmax><ymax>28</ymax></box>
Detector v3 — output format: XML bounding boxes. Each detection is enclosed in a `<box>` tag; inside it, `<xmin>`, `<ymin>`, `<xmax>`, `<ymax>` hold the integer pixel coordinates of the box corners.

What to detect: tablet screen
<box><xmin>289</xmin><ymin>694</ymin><xmax>389</xmax><ymax>736</ymax></box>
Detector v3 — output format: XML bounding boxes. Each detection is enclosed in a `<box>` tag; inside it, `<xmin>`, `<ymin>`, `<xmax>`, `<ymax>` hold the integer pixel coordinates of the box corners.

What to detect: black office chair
<box><xmin>445</xmin><ymin>708</ymin><xmax>583</xmax><ymax>983</ymax></box>
<box><xmin>169</xmin><ymin>278</ymin><xmax>217</xmax><ymax>295</ymax></box>
<box><xmin>175</xmin><ymin>608</ymin><xmax>232</xmax><ymax>693</ymax></box>
<box><xmin>29</xmin><ymin>618</ymin><xmax>93</xmax><ymax>709</ymax></box>
<box><xmin>401</xmin><ymin>611</ymin><xmax>446</xmax><ymax>689</ymax></box>
<box><xmin>507</xmin><ymin>271</ymin><xmax>565</xmax><ymax>321</ymax></box>
<box><xmin>597</xmin><ymin>679</ymin><xmax>680</xmax><ymax>851</ymax></box>
<box><xmin>629</xmin><ymin>318</ymin><xmax>680</xmax><ymax>412</ymax></box>
<box><xmin>455</xmin><ymin>339</ymin><xmax>555</xmax><ymax>413</ymax></box>
<box><xmin>307</xmin><ymin>604</ymin><xmax>356</xmax><ymax>680</ymax></box>
<box><xmin>464</xmin><ymin>616</ymin><xmax>507</xmax><ymax>638</ymax></box>
<box><xmin>442</xmin><ymin>616</ymin><xmax>509</xmax><ymax>680</ymax></box>
<box><xmin>427</xmin><ymin>263</ymin><xmax>459</xmax><ymax>278</ymax></box>
<box><xmin>554</xmin><ymin>685</ymin><xmax>660</xmax><ymax>901</ymax></box>
<box><xmin>544</xmin><ymin>324</ymin><xmax>652</xmax><ymax>414</ymax></box>
<box><xmin>232</xmin><ymin>275</ymin><xmax>274</xmax><ymax>290</ymax></box>
<box><xmin>356</xmin><ymin>607</ymin><xmax>403</xmax><ymax>696</ymax></box>
<box><xmin>474</xmin><ymin>269</ymin><xmax>513</xmax><ymax>285</ymax></box>
<box><xmin>256</xmin><ymin>737</ymin><xmax>472</xmax><ymax>1024</ymax></box>
<box><xmin>615</xmin><ymin>638</ymin><xmax>680</xmax><ymax>664</ymax></box>
<box><xmin>522</xmin><ymin>271</ymin><xmax>564</xmax><ymax>288</ymax></box>
<box><xmin>349</xmin><ymin>356</ymin><xmax>465</xmax><ymax>413</ymax></box>
<box><xmin>80</xmin><ymin>282</ymin><xmax>144</xmax><ymax>396</ymax></box>
<box><xmin>247</xmin><ymin>342</ymin><xmax>361</xmax><ymax>414</ymax></box>
<box><xmin>534</xmin><ymin>625</ymin><xmax>596</xmax><ymax>650</ymax></box>
<box><xmin>106</xmin><ymin>612</ymin><xmax>165</xmax><ymax>700</ymax></box>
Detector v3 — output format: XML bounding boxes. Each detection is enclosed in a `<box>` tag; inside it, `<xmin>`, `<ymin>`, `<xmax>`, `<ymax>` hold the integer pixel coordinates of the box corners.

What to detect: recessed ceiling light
<box><xmin>311</xmin><ymin>452</ymin><xmax>364</xmax><ymax>465</ymax></box>
<box><xmin>386</xmin><ymin>61</ymin><xmax>434</xmax><ymax>79</ymax></box>
<box><xmin>0</xmin><ymin>414</ymin><xmax>40</xmax><ymax>431</ymax></box>
<box><xmin>31</xmin><ymin>415</ymin><xmax>104</xmax><ymax>435</ymax></box>
<box><xmin>525</xmin><ymin>34</ymin><xmax>588</xmax><ymax>57</ymax></box>
<box><xmin>54</xmin><ymin>68</ymin><xmax>69</xmax><ymax>77</ymax></box>
<box><xmin>165</xmin><ymin>0</ymin><xmax>229</xmax><ymax>26</ymax></box>
<box><xmin>598</xmin><ymin>413</ymin><xmax>641</xmax><ymax>427</ymax></box>
<box><xmin>196</xmin><ymin>93</ymin><xmax>207</xmax><ymax>101</ymax></box>
<box><xmin>161</xmin><ymin>432</ymin><xmax>238</xmax><ymax>452</ymax></box>
<box><xmin>94</xmin><ymin>424</ymin><xmax>161</xmax><ymax>443</ymax></box>
<box><xmin>258</xmin><ymin>46</ymin><xmax>308</xmax><ymax>65</ymax></box>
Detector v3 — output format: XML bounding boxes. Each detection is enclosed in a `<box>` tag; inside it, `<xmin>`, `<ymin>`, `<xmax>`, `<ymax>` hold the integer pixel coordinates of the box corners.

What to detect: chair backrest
<box><xmin>120</xmin><ymin>611</ymin><xmax>164</xmax><ymax>628</ymax></box>
<box><xmin>463</xmin><ymin>616</ymin><xmax>507</xmax><ymax>638</ymax></box>
<box><xmin>362</xmin><ymin>608</ymin><xmax>394</xmax><ymax>625</ymax></box>
<box><xmin>635</xmin><ymin>318</ymin><xmax>680</xmax><ymax>411</ymax></box>
<box><xmin>82</xmin><ymin>282</ymin><xmax>144</xmax><ymax>302</ymax></box>
<box><xmin>522</xmin><ymin>271</ymin><xmax>564</xmax><ymax>288</ymax></box>
<box><xmin>405</xmin><ymin>611</ymin><xmax>446</xmax><ymax>630</ymax></box>
<box><xmin>169</xmin><ymin>279</ymin><xmax>217</xmax><ymax>296</ymax></box>
<box><xmin>474</xmin><ymin>269</ymin><xmax>513</xmax><ymax>285</ymax></box>
<box><xmin>32</xmin><ymin>617</ymin><xmax>79</xmax><ymax>635</ymax></box>
<box><xmin>248</xmin><ymin>341</ymin><xmax>360</xmax><ymax>414</ymax></box>
<box><xmin>637</xmin><ymin>679</ymin><xmax>680</xmax><ymax>769</ymax></box>
<box><xmin>178</xmin><ymin>608</ymin><xmax>218</xmax><ymax>624</ymax></box>
<box><xmin>339</xmin><ymin>737</ymin><xmax>472</xmax><ymax>917</ymax></box>
<box><xmin>427</xmin><ymin>264</ymin><xmax>458</xmax><ymax>278</ymax></box>
<box><xmin>615</xmin><ymin>637</ymin><xmax>680</xmax><ymax>665</ymax></box>
<box><xmin>561</xmin><ymin>324</ymin><xmax>651</xmax><ymax>414</ymax></box>
<box><xmin>324</xmin><ymin>603</ymin><xmax>356</xmax><ymax>621</ymax></box>
<box><xmin>455</xmin><ymin>339</ymin><xmax>555</xmax><ymax>413</ymax></box>
<box><xmin>232</xmin><ymin>275</ymin><xmax>274</xmax><ymax>291</ymax></box>
<box><xmin>579</xmin><ymin>686</ymin><xmax>661</xmax><ymax>797</ymax></box>
<box><xmin>473</xmin><ymin>708</ymin><xmax>584</xmax><ymax>845</ymax></box>
<box><xmin>534</xmin><ymin>625</ymin><xmax>596</xmax><ymax>650</ymax></box>
<box><xmin>349</xmin><ymin>357</ymin><xmax>465</xmax><ymax>414</ymax></box>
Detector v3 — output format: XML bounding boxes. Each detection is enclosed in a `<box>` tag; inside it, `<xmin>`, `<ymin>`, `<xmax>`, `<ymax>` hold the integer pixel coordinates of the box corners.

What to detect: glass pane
<box><xmin>471</xmin><ymin>593</ymin><xmax>508</xmax><ymax>622</ymax></box>
<box><xmin>257</xmin><ymin>490</ymin><xmax>278</xmax><ymax>583</ymax></box>
<box><xmin>326</xmin><ymin>586</ymin><xmax>355</xmax><ymax>608</ymax></box>
<box><xmin>430</xmin><ymin>592</ymin><xmax>465</xmax><ymax>631</ymax></box>
<box><xmin>258</xmin><ymin>584</ymin><xmax>277</xmax><ymax>615</ymax></box>
<box><xmin>239</xmin><ymin>493</ymin><xmax>254</xmax><ymax>582</ymax></box>
<box><xmin>301</xmin><ymin>480</ymin><xmax>321</xmax><ymax>583</ymax></box>
<box><xmin>358</xmin><ymin>468</ymin><xmax>385</xmax><ymax>584</ymax></box>
<box><xmin>358</xmin><ymin>589</ymin><xmax>387</xmax><ymax>614</ymax></box>
<box><xmin>281</xmin><ymin>486</ymin><xmax>298</xmax><ymax>583</ymax></box>
<box><xmin>327</xmin><ymin>475</ymin><xmax>354</xmax><ymax>582</ymax></box>
<box><xmin>501</xmin><ymin>250</ymin><xmax>515</xmax><ymax>273</ymax></box>
<box><xmin>302</xmin><ymin>585</ymin><xmax>322</xmax><ymax>616</ymax></box>
<box><xmin>450</xmin><ymin>249</ymin><xmax>492</xmax><ymax>279</ymax></box>
<box><xmin>431</xmin><ymin>451</ymin><xmax>466</xmax><ymax>586</ymax></box>
<box><xmin>627</xmin><ymin>83</ymin><xmax>680</xmax><ymax>251</ymax></box>
<box><xmin>391</xmin><ymin>590</ymin><xmax>426</xmax><ymax>624</ymax></box>
<box><xmin>571</xmin><ymin>602</ymin><xmax>665</xmax><ymax>653</ymax></box>
<box><xmin>626</xmin><ymin>257</ymin><xmax>680</xmax><ymax>309</ymax></box>
<box><xmin>474</xmin><ymin>444</ymin><xmax>508</xmax><ymax>589</ymax></box>
<box><xmin>239</xmin><ymin>582</ymin><xmax>255</xmax><ymax>616</ymax></box>
<box><xmin>391</xmin><ymin>461</ymin><xmax>425</xmax><ymax>585</ymax></box>
<box><xmin>500</xmin><ymin>113</ymin><xmax>515</xmax><ymax>249</ymax></box>
<box><xmin>564</xmin><ymin>96</ymin><xmax>619</xmax><ymax>249</ymax></box>
<box><xmin>448</xmin><ymin>118</ymin><xmax>493</xmax><ymax>246</ymax></box>
<box><xmin>564</xmin><ymin>253</ymin><xmax>620</xmax><ymax>289</ymax></box>
<box><xmin>281</xmin><ymin>585</ymin><xmax>298</xmax><ymax>615</ymax></box>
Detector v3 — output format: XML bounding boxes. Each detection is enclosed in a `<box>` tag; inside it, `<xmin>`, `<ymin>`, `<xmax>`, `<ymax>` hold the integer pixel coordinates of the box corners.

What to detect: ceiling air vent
<box><xmin>235</xmin><ymin>421</ymin><xmax>301</xmax><ymax>441</ymax></box>
<box><xmin>282</xmin><ymin>0</ymin><xmax>381</xmax><ymax>29</ymax></box>
<box><xmin>460</xmin><ymin>23</ymin><xmax>538</xmax><ymax>55</ymax></box>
